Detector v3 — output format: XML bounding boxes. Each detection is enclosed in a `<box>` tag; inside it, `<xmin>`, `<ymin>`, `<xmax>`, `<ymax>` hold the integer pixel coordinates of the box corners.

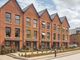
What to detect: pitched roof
<box><xmin>60</xmin><ymin>16</ymin><xmax>70</xmax><ymax>27</ymax></box>
<box><xmin>38</xmin><ymin>9</ymin><xmax>52</xmax><ymax>21</ymax></box>
<box><xmin>22</xmin><ymin>4</ymin><xmax>39</xmax><ymax>17</ymax></box>
<box><xmin>60</xmin><ymin>16</ymin><xmax>66</xmax><ymax>23</ymax></box>
<box><xmin>38</xmin><ymin>9</ymin><xmax>47</xmax><ymax>16</ymax></box>
<box><xmin>0</xmin><ymin>0</ymin><xmax>9</xmax><ymax>8</ymax></box>
<box><xmin>22</xmin><ymin>4</ymin><xmax>33</xmax><ymax>12</ymax></box>
<box><xmin>0</xmin><ymin>0</ymin><xmax>22</xmax><ymax>11</ymax></box>
<box><xmin>50</xmin><ymin>13</ymin><xmax>57</xmax><ymax>19</ymax></box>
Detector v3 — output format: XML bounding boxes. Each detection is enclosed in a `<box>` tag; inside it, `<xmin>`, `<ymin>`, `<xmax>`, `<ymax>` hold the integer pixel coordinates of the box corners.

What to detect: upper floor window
<box><xmin>6</xmin><ymin>27</ymin><xmax>11</xmax><ymax>37</ymax></box>
<box><xmin>57</xmin><ymin>25</ymin><xmax>60</xmax><ymax>32</ymax></box>
<box><xmin>47</xmin><ymin>23</ymin><xmax>50</xmax><ymax>29</ymax></box>
<box><xmin>42</xmin><ymin>21</ymin><xmax>46</xmax><ymax>28</ymax></box>
<box><xmin>15</xmin><ymin>15</ymin><xmax>20</xmax><ymax>25</ymax></box>
<box><xmin>26</xmin><ymin>17</ymin><xmax>31</xmax><ymax>27</ymax></box>
<box><xmin>26</xmin><ymin>30</ymin><xmax>31</xmax><ymax>38</ymax></box>
<box><xmin>58</xmin><ymin>34</ymin><xmax>60</xmax><ymax>40</ymax></box>
<box><xmin>34</xmin><ymin>31</ymin><xmax>37</xmax><ymax>39</ymax></box>
<box><xmin>54</xmin><ymin>24</ymin><xmax>56</xmax><ymax>30</ymax></box>
<box><xmin>47</xmin><ymin>32</ymin><xmax>50</xmax><ymax>39</ymax></box>
<box><xmin>63</xmin><ymin>34</ymin><xmax>65</xmax><ymax>40</ymax></box>
<box><xmin>33</xmin><ymin>19</ymin><xmax>37</xmax><ymax>28</ymax></box>
<box><xmin>66</xmin><ymin>28</ymin><xmax>69</xmax><ymax>32</ymax></box>
<box><xmin>42</xmin><ymin>32</ymin><xmax>45</xmax><ymax>39</ymax></box>
<box><xmin>53</xmin><ymin>33</ymin><xmax>56</xmax><ymax>40</ymax></box>
<box><xmin>5</xmin><ymin>13</ymin><xmax>11</xmax><ymax>23</ymax></box>
<box><xmin>15</xmin><ymin>28</ymin><xmax>20</xmax><ymax>37</ymax></box>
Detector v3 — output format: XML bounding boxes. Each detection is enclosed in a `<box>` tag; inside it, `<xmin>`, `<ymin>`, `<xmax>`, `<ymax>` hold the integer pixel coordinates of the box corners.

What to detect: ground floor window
<box><xmin>26</xmin><ymin>42</ymin><xmax>31</xmax><ymax>49</ymax></box>
<box><xmin>5</xmin><ymin>41</ymin><xmax>10</xmax><ymax>47</ymax></box>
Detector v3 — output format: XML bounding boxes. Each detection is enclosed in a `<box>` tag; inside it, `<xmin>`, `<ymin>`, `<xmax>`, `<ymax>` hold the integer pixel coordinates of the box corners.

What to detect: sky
<box><xmin>0</xmin><ymin>0</ymin><xmax>80</xmax><ymax>29</ymax></box>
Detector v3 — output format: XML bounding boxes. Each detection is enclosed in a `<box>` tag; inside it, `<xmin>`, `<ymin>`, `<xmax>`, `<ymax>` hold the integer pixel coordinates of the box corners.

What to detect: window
<box><xmin>66</xmin><ymin>28</ymin><xmax>69</xmax><ymax>32</ymax></box>
<box><xmin>63</xmin><ymin>34</ymin><xmax>65</xmax><ymax>40</ymax></box>
<box><xmin>5</xmin><ymin>13</ymin><xmax>11</xmax><ymax>23</ymax></box>
<box><xmin>42</xmin><ymin>32</ymin><xmax>45</xmax><ymax>39</ymax></box>
<box><xmin>47</xmin><ymin>23</ymin><xmax>50</xmax><ymax>29</ymax></box>
<box><xmin>54</xmin><ymin>24</ymin><xmax>56</xmax><ymax>30</ymax></box>
<box><xmin>26</xmin><ymin>30</ymin><xmax>31</xmax><ymax>38</ymax></box>
<box><xmin>47</xmin><ymin>32</ymin><xmax>50</xmax><ymax>39</ymax></box>
<box><xmin>26</xmin><ymin>17</ymin><xmax>31</xmax><ymax>27</ymax></box>
<box><xmin>34</xmin><ymin>31</ymin><xmax>37</xmax><ymax>39</ymax></box>
<box><xmin>53</xmin><ymin>33</ymin><xmax>56</xmax><ymax>40</ymax></box>
<box><xmin>33</xmin><ymin>19</ymin><xmax>37</xmax><ymax>28</ymax></box>
<box><xmin>15</xmin><ymin>15</ymin><xmax>20</xmax><ymax>25</ymax></box>
<box><xmin>67</xmin><ymin>35</ymin><xmax>68</xmax><ymax>40</ymax></box>
<box><xmin>57</xmin><ymin>25</ymin><xmax>60</xmax><ymax>32</ymax></box>
<box><xmin>42</xmin><ymin>21</ymin><xmax>46</xmax><ymax>28</ymax></box>
<box><xmin>6</xmin><ymin>27</ymin><xmax>11</xmax><ymax>37</ymax></box>
<box><xmin>58</xmin><ymin>34</ymin><xmax>60</xmax><ymax>40</ymax></box>
<box><xmin>15</xmin><ymin>28</ymin><xmax>20</xmax><ymax>37</ymax></box>
<box><xmin>5</xmin><ymin>41</ymin><xmax>10</xmax><ymax>47</ymax></box>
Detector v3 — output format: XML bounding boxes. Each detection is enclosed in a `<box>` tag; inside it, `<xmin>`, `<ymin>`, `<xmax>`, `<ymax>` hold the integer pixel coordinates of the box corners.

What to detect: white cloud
<box><xmin>17</xmin><ymin>0</ymin><xmax>80</xmax><ymax>29</ymax></box>
<box><xmin>17</xmin><ymin>0</ymin><xmax>36</xmax><ymax>9</ymax></box>
<box><xmin>52</xmin><ymin>0</ymin><xmax>80</xmax><ymax>29</ymax></box>
<box><xmin>1</xmin><ymin>0</ymin><xmax>78</xmax><ymax>29</ymax></box>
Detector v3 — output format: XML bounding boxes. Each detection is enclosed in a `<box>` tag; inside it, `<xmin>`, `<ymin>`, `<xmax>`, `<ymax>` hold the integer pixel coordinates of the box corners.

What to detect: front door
<box><xmin>15</xmin><ymin>41</ymin><xmax>19</xmax><ymax>50</ymax></box>
<box><xmin>33</xmin><ymin>42</ymin><xmax>37</xmax><ymax>50</ymax></box>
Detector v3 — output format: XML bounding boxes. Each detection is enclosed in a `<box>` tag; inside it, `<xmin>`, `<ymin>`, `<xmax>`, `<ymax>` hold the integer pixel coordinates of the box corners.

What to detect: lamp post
<box><xmin>54</xmin><ymin>48</ymin><xmax>57</xmax><ymax>57</ymax></box>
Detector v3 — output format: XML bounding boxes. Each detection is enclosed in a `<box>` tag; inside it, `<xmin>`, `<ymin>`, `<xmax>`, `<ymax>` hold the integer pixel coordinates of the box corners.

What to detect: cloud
<box><xmin>52</xmin><ymin>0</ymin><xmax>80</xmax><ymax>29</ymax></box>
<box><xmin>17</xmin><ymin>0</ymin><xmax>36</xmax><ymax>9</ymax></box>
<box><xmin>0</xmin><ymin>0</ymin><xmax>8</xmax><ymax>7</ymax></box>
<box><xmin>0</xmin><ymin>0</ymin><xmax>80</xmax><ymax>29</ymax></box>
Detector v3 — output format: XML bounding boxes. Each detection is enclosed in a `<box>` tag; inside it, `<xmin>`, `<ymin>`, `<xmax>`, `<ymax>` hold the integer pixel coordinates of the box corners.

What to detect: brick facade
<box><xmin>0</xmin><ymin>0</ymin><xmax>70</xmax><ymax>50</ymax></box>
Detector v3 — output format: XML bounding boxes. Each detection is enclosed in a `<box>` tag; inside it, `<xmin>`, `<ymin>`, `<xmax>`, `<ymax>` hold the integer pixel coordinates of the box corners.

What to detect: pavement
<box><xmin>0</xmin><ymin>55</ymin><xmax>19</xmax><ymax>60</ymax></box>
<box><xmin>52</xmin><ymin>53</ymin><xmax>80</xmax><ymax>60</ymax></box>
<box><xmin>27</xmin><ymin>50</ymin><xmax>80</xmax><ymax>60</ymax></box>
<box><xmin>0</xmin><ymin>50</ymin><xmax>80</xmax><ymax>60</ymax></box>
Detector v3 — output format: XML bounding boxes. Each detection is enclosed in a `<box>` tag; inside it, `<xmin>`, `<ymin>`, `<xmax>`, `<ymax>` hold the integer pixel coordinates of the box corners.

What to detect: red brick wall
<box><xmin>0</xmin><ymin>0</ymin><xmax>23</xmax><ymax>49</ymax></box>
<box><xmin>23</xmin><ymin>5</ymin><xmax>39</xmax><ymax>48</ymax></box>
<box><xmin>61</xmin><ymin>19</ymin><xmax>70</xmax><ymax>47</ymax></box>
<box><xmin>39</xmin><ymin>11</ymin><xmax>52</xmax><ymax>48</ymax></box>
<box><xmin>51</xmin><ymin>15</ymin><xmax>62</xmax><ymax>47</ymax></box>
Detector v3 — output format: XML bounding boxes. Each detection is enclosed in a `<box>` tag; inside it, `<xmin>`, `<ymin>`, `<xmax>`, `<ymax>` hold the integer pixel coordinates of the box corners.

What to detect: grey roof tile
<box><xmin>38</xmin><ymin>9</ymin><xmax>47</xmax><ymax>16</ymax></box>
<box><xmin>60</xmin><ymin>16</ymin><xmax>66</xmax><ymax>22</ymax></box>
<box><xmin>22</xmin><ymin>4</ymin><xmax>33</xmax><ymax>12</ymax></box>
<box><xmin>50</xmin><ymin>13</ymin><xmax>57</xmax><ymax>19</ymax></box>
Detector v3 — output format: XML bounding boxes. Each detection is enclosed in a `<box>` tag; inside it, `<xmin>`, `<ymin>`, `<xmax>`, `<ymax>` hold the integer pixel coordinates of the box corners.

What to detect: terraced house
<box><xmin>23</xmin><ymin>4</ymin><xmax>39</xmax><ymax>50</ymax></box>
<box><xmin>60</xmin><ymin>16</ymin><xmax>70</xmax><ymax>48</ymax></box>
<box><xmin>51</xmin><ymin>13</ymin><xmax>62</xmax><ymax>49</ymax></box>
<box><xmin>38</xmin><ymin>9</ymin><xmax>52</xmax><ymax>49</ymax></box>
<box><xmin>0</xmin><ymin>0</ymin><xmax>70</xmax><ymax>50</ymax></box>
<box><xmin>0</xmin><ymin>0</ymin><xmax>23</xmax><ymax>50</ymax></box>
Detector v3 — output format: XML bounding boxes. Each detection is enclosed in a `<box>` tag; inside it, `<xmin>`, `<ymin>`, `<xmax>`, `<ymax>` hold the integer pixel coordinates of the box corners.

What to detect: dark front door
<box><xmin>41</xmin><ymin>42</ymin><xmax>45</xmax><ymax>49</ymax></box>
<box><xmin>46</xmin><ymin>42</ymin><xmax>50</xmax><ymax>49</ymax></box>
<box><xmin>53</xmin><ymin>42</ymin><xmax>56</xmax><ymax>49</ymax></box>
<box><xmin>33</xmin><ymin>42</ymin><xmax>37</xmax><ymax>50</ymax></box>
<box><xmin>15</xmin><ymin>41</ymin><xmax>19</xmax><ymax>50</ymax></box>
<box><xmin>26</xmin><ymin>41</ymin><xmax>31</xmax><ymax>50</ymax></box>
